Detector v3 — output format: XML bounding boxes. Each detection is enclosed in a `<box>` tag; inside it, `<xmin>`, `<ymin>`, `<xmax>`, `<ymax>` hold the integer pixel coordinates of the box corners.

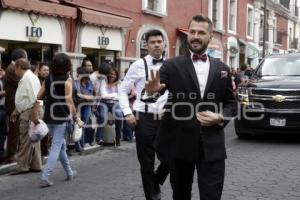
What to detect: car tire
<box><xmin>234</xmin><ymin>119</ymin><xmax>252</xmax><ymax>139</ymax></box>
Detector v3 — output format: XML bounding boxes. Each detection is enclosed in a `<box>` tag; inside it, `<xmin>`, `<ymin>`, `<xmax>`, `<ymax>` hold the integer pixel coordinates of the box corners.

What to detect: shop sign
<box><xmin>98</xmin><ymin>36</ymin><xmax>110</xmax><ymax>49</ymax></box>
<box><xmin>26</xmin><ymin>13</ymin><xmax>42</xmax><ymax>42</ymax></box>
<box><xmin>26</xmin><ymin>26</ymin><xmax>42</xmax><ymax>41</ymax></box>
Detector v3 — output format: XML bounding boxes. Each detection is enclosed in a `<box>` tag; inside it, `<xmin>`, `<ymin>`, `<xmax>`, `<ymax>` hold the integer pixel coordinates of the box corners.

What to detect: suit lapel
<box><xmin>182</xmin><ymin>53</ymin><xmax>201</xmax><ymax>95</ymax></box>
<box><xmin>204</xmin><ymin>57</ymin><xmax>218</xmax><ymax>98</ymax></box>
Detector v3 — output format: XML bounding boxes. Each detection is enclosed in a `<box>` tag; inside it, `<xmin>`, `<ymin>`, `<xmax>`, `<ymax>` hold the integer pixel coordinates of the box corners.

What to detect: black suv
<box><xmin>235</xmin><ymin>53</ymin><xmax>300</xmax><ymax>138</ymax></box>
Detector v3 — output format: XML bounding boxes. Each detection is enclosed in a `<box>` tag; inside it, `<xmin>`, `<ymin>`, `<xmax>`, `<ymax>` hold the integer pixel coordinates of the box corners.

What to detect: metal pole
<box><xmin>262</xmin><ymin>0</ymin><xmax>267</xmax><ymax>58</ymax></box>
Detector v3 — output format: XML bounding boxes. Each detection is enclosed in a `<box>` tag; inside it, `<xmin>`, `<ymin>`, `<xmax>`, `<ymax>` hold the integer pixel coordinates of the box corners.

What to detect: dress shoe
<box><xmin>97</xmin><ymin>140</ymin><xmax>104</xmax><ymax>145</ymax></box>
<box><xmin>10</xmin><ymin>169</ymin><xmax>29</xmax><ymax>175</ymax></box>
<box><xmin>29</xmin><ymin>168</ymin><xmax>42</xmax><ymax>173</ymax></box>
<box><xmin>40</xmin><ymin>179</ymin><xmax>53</xmax><ymax>188</ymax></box>
<box><xmin>116</xmin><ymin>139</ymin><xmax>120</xmax><ymax>146</ymax></box>
<box><xmin>66</xmin><ymin>170</ymin><xmax>77</xmax><ymax>181</ymax></box>
<box><xmin>89</xmin><ymin>141</ymin><xmax>95</xmax><ymax>146</ymax></box>
<box><xmin>75</xmin><ymin>147</ymin><xmax>83</xmax><ymax>152</ymax></box>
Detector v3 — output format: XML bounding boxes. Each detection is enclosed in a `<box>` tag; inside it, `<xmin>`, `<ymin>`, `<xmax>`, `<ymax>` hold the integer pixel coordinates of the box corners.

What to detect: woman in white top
<box><xmin>99</xmin><ymin>67</ymin><xmax>123</xmax><ymax>146</ymax></box>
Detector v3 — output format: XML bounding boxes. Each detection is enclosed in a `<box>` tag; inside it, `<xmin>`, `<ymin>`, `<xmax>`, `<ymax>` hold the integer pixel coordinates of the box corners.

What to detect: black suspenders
<box><xmin>142</xmin><ymin>58</ymin><xmax>149</xmax><ymax>113</ymax></box>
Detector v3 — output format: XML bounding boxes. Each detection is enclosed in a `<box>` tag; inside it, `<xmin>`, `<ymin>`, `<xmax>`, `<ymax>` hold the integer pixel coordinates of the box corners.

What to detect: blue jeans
<box><xmin>123</xmin><ymin>120</ymin><xmax>133</xmax><ymax>140</ymax></box>
<box><xmin>41</xmin><ymin>123</ymin><xmax>75</xmax><ymax>181</ymax></box>
<box><xmin>0</xmin><ymin>107</ymin><xmax>7</xmax><ymax>160</ymax></box>
<box><xmin>75</xmin><ymin>105</ymin><xmax>91</xmax><ymax>149</ymax></box>
<box><xmin>96</xmin><ymin>102</ymin><xmax>123</xmax><ymax>141</ymax></box>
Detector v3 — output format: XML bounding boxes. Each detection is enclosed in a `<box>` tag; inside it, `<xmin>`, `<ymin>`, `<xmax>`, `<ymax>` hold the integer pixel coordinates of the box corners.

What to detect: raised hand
<box><xmin>145</xmin><ymin>70</ymin><xmax>166</xmax><ymax>95</ymax></box>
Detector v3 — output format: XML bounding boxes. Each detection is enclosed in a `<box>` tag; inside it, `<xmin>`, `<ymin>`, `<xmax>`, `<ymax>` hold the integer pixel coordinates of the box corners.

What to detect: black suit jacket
<box><xmin>155</xmin><ymin>53</ymin><xmax>237</xmax><ymax>162</ymax></box>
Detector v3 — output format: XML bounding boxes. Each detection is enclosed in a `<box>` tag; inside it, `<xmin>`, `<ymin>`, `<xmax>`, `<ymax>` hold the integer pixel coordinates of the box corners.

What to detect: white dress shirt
<box><xmin>119</xmin><ymin>55</ymin><xmax>168</xmax><ymax>116</ymax></box>
<box><xmin>15</xmin><ymin>70</ymin><xmax>41</xmax><ymax>113</ymax></box>
<box><xmin>190</xmin><ymin>51</ymin><xmax>210</xmax><ymax>98</ymax></box>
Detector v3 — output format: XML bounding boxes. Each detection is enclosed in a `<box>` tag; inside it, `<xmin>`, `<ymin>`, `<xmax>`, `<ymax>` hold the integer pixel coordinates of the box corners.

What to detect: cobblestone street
<box><xmin>1</xmin><ymin>122</ymin><xmax>300</xmax><ymax>200</ymax></box>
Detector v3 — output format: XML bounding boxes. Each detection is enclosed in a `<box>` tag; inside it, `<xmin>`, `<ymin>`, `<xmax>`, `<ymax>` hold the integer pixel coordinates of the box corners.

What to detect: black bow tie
<box><xmin>192</xmin><ymin>54</ymin><xmax>208</xmax><ymax>62</ymax></box>
<box><xmin>152</xmin><ymin>58</ymin><xmax>163</xmax><ymax>65</ymax></box>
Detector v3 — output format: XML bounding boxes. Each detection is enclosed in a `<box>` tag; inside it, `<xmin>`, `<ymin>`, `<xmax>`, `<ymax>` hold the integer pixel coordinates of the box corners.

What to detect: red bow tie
<box><xmin>192</xmin><ymin>54</ymin><xmax>208</xmax><ymax>62</ymax></box>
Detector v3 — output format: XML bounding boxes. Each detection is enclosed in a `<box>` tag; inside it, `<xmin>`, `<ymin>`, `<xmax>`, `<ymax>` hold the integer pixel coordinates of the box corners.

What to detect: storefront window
<box><xmin>82</xmin><ymin>48</ymin><xmax>117</xmax><ymax>69</ymax></box>
<box><xmin>0</xmin><ymin>40</ymin><xmax>58</xmax><ymax>64</ymax></box>
<box><xmin>140</xmin><ymin>34</ymin><xmax>148</xmax><ymax>58</ymax></box>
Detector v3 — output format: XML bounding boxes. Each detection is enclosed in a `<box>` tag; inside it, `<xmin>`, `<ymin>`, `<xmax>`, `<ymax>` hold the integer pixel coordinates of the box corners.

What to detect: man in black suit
<box><xmin>144</xmin><ymin>14</ymin><xmax>237</xmax><ymax>200</ymax></box>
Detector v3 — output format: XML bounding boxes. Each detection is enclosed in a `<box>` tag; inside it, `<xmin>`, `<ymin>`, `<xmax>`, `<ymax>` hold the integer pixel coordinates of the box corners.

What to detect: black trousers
<box><xmin>170</xmin><ymin>158</ymin><xmax>225</xmax><ymax>200</ymax></box>
<box><xmin>135</xmin><ymin>112</ymin><xmax>169</xmax><ymax>200</ymax></box>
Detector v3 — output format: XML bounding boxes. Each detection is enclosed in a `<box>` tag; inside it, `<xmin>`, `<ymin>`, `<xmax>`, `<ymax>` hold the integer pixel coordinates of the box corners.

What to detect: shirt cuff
<box><xmin>123</xmin><ymin>108</ymin><xmax>133</xmax><ymax>116</ymax></box>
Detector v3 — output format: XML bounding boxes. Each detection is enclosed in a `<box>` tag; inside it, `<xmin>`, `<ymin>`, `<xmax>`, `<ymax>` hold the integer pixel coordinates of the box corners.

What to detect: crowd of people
<box><xmin>230</xmin><ymin>63</ymin><xmax>254</xmax><ymax>93</ymax></box>
<box><xmin>0</xmin><ymin>49</ymin><xmax>135</xmax><ymax>171</ymax></box>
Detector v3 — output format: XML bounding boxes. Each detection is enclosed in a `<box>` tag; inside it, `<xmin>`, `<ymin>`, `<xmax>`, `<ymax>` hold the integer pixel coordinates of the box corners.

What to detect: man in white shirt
<box><xmin>119</xmin><ymin>29</ymin><xmax>169</xmax><ymax>200</ymax></box>
<box><xmin>11</xmin><ymin>58</ymin><xmax>43</xmax><ymax>174</ymax></box>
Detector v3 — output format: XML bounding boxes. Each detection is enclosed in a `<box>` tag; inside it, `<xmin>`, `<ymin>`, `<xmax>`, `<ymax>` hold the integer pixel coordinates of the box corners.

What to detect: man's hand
<box><xmin>196</xmin><ymin>111</ymin><xmax>223</xmax><ymax>127</ymax></box>
<box><xmin>31</xmin><ymin>112</ymin><xmax>40</xmax><ymax>125</ymax></box>
<box><xmin>76</xmin><ymin>118</ymin><xmax>84</xmax><ymax>128</ymax></box>
<box><xmin>92</xmin><ymin>106</ymin><xmax>97</xmax><ymax>114</ymax></box>
<box><xmin>145</xmin><ymin>70</ymin><xmax>166</xmax><ymax>96</ymax></box>
<box><xmin>10</xmin><ymin>110</ymin><xmax>19</xmax><ymax>123</ymax></box>
<box><xmin>125</xmin><ymin>114</ymin><xmax>137</xmax><ymax>129</ymax></box>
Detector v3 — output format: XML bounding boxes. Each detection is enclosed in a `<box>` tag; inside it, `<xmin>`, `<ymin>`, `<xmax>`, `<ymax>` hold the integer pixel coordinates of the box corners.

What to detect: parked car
<box><xmin>235</xmin><ymin>53</ymin><xmax>300</xmax><ymax>138</ymax></box>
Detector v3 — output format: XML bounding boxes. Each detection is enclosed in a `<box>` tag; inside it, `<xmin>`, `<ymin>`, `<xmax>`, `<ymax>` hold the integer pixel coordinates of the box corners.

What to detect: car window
<box><xmin>256</xmin><ymin>57</ymin><xmax>300</xmax><ymax>76</ymax></box>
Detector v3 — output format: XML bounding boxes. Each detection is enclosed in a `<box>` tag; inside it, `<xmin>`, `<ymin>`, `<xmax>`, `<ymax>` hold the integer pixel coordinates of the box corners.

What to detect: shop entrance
<box><xmin>82</xmin><ymin>48</ymin><xmax>117</xmax><ymax>69</ymax></box>
<box><xmin>0</xmin><ymin>40</ymin><xmax>59</xmax><ymax>64</ymax></box>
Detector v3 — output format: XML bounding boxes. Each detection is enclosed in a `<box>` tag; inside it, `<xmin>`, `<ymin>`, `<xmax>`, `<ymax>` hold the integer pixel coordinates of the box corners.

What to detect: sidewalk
<box><xmin>0</xmin><ymin>144</ymin><xmax>104</xmax><ymax>175</ymax></box>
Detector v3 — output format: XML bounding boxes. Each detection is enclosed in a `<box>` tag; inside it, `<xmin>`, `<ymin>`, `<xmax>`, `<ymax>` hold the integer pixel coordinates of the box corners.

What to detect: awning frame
<box><xmin>1</xmin><ymin>0</ymin><xmax>77</xmax><ymax>19</ymax></box>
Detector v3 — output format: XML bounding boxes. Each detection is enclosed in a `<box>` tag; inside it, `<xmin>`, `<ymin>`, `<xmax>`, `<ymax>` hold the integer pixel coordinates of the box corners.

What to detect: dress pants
<box><xmin>5</xmin><ymin>118</ymin><xmax>20</xmax><ymax>162</ymax></box>
<box><xmin>170</xmin><ymin>158</ymin><xmax>225</xmax><ymax>200</ymax></box>
<box><xmin>135</xmin><ymin>112</ymin><xmax>169</xmax><ymax>200</ymax></box>
<box><xmin>0</xmin><ymin>107</ymin><xmax>7</xmax><ymax>161</ymax></box>
<box><xmin>16</xmin><ymin>108</ymin><xmax>42</xmax><ymax>171</ymax></box>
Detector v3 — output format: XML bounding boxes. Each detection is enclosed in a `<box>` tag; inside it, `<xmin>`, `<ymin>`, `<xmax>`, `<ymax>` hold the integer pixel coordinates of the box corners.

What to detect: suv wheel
<box><xmin>234</xmin><ymin>119</ymin><xmax>252</xmax><ymax>139</ymax></box>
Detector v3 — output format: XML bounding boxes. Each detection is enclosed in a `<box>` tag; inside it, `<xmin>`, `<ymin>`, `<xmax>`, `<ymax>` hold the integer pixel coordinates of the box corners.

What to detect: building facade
<box><xmin>0</xmin><ymin>0</ymin><xmax>299</xmax><ymax>73</ymax></box>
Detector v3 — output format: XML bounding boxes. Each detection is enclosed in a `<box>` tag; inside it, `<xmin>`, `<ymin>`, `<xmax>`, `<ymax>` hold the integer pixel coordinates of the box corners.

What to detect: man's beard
<box><xmin>188</xmin><ymin>40</ymin><xmax>209</xmax><ymax>55</ymax></box>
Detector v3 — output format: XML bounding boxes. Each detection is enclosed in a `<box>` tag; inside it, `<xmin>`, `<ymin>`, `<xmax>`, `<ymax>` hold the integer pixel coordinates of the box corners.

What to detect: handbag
<box><xmin>50</xmin><ymin>75</ymin><xmax>83</xmax><ymax>142</ymax></box>
<box><xmin>28</xmin><ymin>120</ymin><xmax>49</xmax><ymax>142</ymax></box>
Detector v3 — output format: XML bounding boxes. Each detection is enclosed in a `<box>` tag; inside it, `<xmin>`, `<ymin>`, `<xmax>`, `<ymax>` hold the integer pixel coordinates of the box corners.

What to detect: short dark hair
<box><xmin>98</xmin><ymin>62</ymin><xmax>111</xmax><ymax>76</ymax></box>
<box><xmin>81</xmin><ymin>58</ymin><xmax>91</xmax><ymax>68</ymax></box>
<box><xmin>188</xmin><ymin>14</ymin><xmax>213</xmax><ymax>33</ymax></box>
<box><xmin>145</xmin><ymin>29</ymin><xmax>164</xmax><ymax>42</ymax></box>
<box><xmin>50</xmin><ymin>53</ymin><xmax>72</xmax><ymax>75</ymax></box>
<box><xmin>1</xmin><ymin>52</ymin><xmax>10</xmax><ymax>70</ymax></box>
<box><xmin>39</xmin><ymin>62</ymin><xmax>49</xmax><ymax>70</ymax></box>
<box><xmin>15</xmin><ymin>58</ymin><xmax>30</xmax><ymax>70</ymax></box>
<box><xmin>11</xmin><ymin>48</ymin><xmax>27</xmax><ymax>62</ymax></box>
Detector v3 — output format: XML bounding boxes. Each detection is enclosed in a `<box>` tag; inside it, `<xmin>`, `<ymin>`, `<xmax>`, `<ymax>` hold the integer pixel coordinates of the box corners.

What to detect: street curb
<box><xmin>0</xmin><ymin>141</ymin><xmax>135</xmax><ymax>175</ymax></box>
<box><xmin>0</xmin><ymin>145</ymin><xmax>104</xmax><ymax>175</ymax></box>
<box><xmin>0</xmin><ymin>162</ymin><xmax>17</xmax><ymax>175</ymax></box>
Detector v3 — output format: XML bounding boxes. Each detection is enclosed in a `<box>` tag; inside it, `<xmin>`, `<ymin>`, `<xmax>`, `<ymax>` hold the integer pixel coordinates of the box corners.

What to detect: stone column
<box><xmin>64</xmin><ymin>52</ymin><xmax>86</xmax><ymax>79</ymax></box>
